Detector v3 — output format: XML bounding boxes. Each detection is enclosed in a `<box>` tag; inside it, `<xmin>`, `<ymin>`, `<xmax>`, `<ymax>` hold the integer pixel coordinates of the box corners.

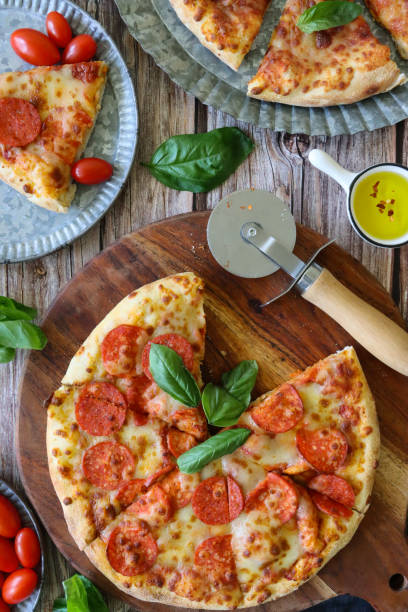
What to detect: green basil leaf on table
<box><xmin>0</xmin><ymin>346</ymin><xmax>15</xmax><ymax>363</ymax></box>
<box><xmin>142</xmin><ymin>127</ymin><xmax>254</xmax><ymax>193</ymax></box>
<box><xmin>201</xmin><ymin>383</ymin><xmax>246</xmax><ymax>427</ymax></box>
<box><xmin>177</xmin><ymin>428</ymin><xmax>251</xmax><ymax>474</ymax></box>
<box><xmin>149</xmin><ymin>343</ymin><xmax>201</xmax><ymax>407</ymax></box>
<box><xmin>0</xmin><ymin>296</ymin><xmax>37</xmax><ymax>320</ymax></box>
<box><xmin>63</xmin><ymin>574</ymin><xmax>89</xmax><ymax>612</ymax></box>
<box><xmin>221</xmin><ymin>359</ymin><xmax>258</xmax><ymax>407</ymax></box>
<box><xmin>297</xmin><ymin>0</ymin><xmax>362</xmax><ymax>33</ymax></box>
<box><xmin>0</xmin><ymin>320</ymin><xmax>47</xmax><ymax>349</ymax></box>
<box><xmin>77</xmin><ymin>576</ymin><xmax>109</xmax><ymax>612</ymax></box>
<box><xmin>52</xmin><ymin>598</ymin><xmax>68</xmax><ymax>612</ymax></box>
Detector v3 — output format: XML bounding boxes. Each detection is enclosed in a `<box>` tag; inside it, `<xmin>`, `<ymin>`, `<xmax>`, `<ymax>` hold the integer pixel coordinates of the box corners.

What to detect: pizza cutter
<box><xmin>207</xmin><ymin>189</ymin><xmax>408</xmax><ymax>376</ymax></box>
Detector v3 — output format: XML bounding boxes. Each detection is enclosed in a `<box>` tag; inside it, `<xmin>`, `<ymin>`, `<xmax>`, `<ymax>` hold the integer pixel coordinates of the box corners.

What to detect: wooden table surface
<box><xmin>1</xmin><ymin>1</ymin><xmax>407</xmax><ymax>610</ymax></box>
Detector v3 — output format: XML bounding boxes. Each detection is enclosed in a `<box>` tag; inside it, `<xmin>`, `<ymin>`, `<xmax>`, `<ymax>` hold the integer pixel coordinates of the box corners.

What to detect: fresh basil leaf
<box><xmin>78</xmin><ymin>576</ymin><xmax>109</xmax><ymax>612</ymax></box>
<box><xmin>142</xmin><ymin>127</ymin><xmax>254</xmax><ymax>193</ymax></box>
<box><xmin>177</xmin><ymin>428</ymin><xmax>251</xmax><ymax>473</ymax></box>
<box><xmin>149</xmin><ymin>344</ymin><xmax>201</xmax><ymax>407</ymax></box>
<box><xmin>0</xmin><ymin>296</ymin><xmax>37</xmax><ymax>321</ymax></box>
<box><xmin>297</xmin><ymin>0</ymin><xmax>362</xmax><ymax>33</ymax></box>
<box><xmin>52</xmin><ymin>598</ymin><xmax>67</xmax><ymax>612</ymax></box>
<box><xmin>0</xmin><ymin>346</ymin><xmax>15</xmax><ymax>363</ymax></box>
<box><xmin>63</xmin><ymin>575</ymin><xmax>88</xmax><ymax>612</ymax></box>
<box><xmin>0</xmin><ymin>320</ymin><xmax>47</xmax><ymax>349</ymax></box>
<box><xmin>201</xmin><ymin>383</ymin><xmax>246</xmax><ymax>427</ymax></box>
<box><xmin>221</xmin><ymin>360</ymin><xmax>258</xmax><ymax>407</ymax></box>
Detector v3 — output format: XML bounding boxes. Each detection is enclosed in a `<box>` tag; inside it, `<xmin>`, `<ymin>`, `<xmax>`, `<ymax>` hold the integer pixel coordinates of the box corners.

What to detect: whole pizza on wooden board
<box><xmin>47</xmin><ymin>272</ymin><xmax>380</xmax><ymax>609</ymax></box>
<box><xmin>168</xmin><ymin>0</ymin><xmax>406</xmax><ymax>106</ymax></box>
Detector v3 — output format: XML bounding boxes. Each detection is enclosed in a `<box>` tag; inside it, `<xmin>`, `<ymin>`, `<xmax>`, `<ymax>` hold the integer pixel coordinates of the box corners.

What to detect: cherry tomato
<box><xmin>0</xmin><ymin>538</ymin><xmax>18</xmax><ymax>574</ymax></box>
<box><xmin>71</xmin><ymin>158</ymin><xmax>113</xmax><ymax>185</ymax></box>
<box><xmin>62</xmin><ymin>34</ymin><xmax>96</xmax><ymax>63</ymax></box>
<box><xmin>0</xmin><ymin>495</ymin><xmax>21</xmax><ymax>538</ymax></box>
<box><xmin>14</xmin><ymin>528</ymin><xmax>41</xmax><ymax>569</ymax></box>
<box><xmin>0</xmin><ymin>598</ymin><xmax>9</xmax><ymax>612</ymax></box>
<box><xmin>46</xmin><ymin>12</ymin><xmax>72</xmax><ymax>48</ymax></box>
<box><xmin>10</xmin><ymin>29</ymin><xmax>60</xmax><ymax>66</ymax></box>
<box><xmin>2</xmin><ymin>569</ymin><xmax>38</xmax><ymax>605</ymax></box>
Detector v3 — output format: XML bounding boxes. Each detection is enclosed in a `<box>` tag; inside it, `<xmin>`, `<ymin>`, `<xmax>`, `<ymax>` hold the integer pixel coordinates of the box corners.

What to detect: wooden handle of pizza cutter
<box><xmin>303</xmin><ymin>268</ymin><xmax>408</xmax><ymax>376</ymax></box>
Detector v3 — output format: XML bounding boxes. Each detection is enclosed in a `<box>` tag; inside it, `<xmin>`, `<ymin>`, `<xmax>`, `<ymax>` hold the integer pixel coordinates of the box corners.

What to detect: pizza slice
<box><xmin>247</xmin><ymin>0</ymin><xmax>406</xmax><ymax>106</ymax></box>
<box><xmin>0</xmin><ymin>61</ymin><xmax>107</xmax><ymax>213</ymax></box>
<box><xmin>365</xmin><ymin>0</ymin><xmax>408</xmax><ymax>59</ymax></box>
<box><xmin>236</xmin><ymin>347</ymin><xmax>379</xmax><ymax>513</ymax></box>
<box><xmin>168</xmin><ymin>0</ymin><xmax>271</xmax><ymax>70</ymax></box>
<box><xmin>47</xmin><ymin>273</ymin><xmax>207</xmax><ymax>549</ymax></box>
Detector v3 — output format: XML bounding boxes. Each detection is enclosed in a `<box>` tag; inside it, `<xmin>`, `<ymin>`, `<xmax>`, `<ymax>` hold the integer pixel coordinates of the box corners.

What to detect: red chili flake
<box><xmin>376</xmin><ymin>202</ymin><xmax>386</xmax><ymax>209</ymax></box>
<box><xmin>373</xmin><ymin>181</ymin><xmax>380</xmax><ymax>190</ymax></box>
<box><xmin>390</xmin><ymin>199</ymin><xmax>395</xmax><ymax>204</ymax></box>
<box><xmin>388</xmin><ymin>210</ymin><xmax>394</xmax><ymax>217</ymax></box>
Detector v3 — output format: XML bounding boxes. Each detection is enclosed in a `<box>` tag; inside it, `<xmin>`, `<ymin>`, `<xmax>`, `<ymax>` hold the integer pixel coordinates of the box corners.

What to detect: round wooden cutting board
<box><xmin>17</xmin><ymin>212</ymin><xmax>408</xmax><ymax>612</ymax></box>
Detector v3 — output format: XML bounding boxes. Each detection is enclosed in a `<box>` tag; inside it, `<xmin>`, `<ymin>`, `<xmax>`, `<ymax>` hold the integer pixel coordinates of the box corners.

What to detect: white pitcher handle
<box><xmin>309</xmin><ymin>149</ymin><xmax>358</xmax><ymax>192</ymax></box>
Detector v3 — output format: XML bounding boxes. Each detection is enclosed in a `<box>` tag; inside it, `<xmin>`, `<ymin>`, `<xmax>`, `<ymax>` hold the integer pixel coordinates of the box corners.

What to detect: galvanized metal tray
<box><xmin>0</xmin><ymin>0</ymin><xmax>138</xmax><ymax>263</ymax></box>
<box><xmin>114</xmin><ymin>0</ymin><xmax>408</xmax><ymax>136</ymax></box>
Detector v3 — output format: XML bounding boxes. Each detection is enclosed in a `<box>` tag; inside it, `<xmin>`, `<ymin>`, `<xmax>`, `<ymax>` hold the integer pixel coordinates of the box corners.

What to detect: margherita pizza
<box><xmin>365</xmin><ymin>0</ymin><xmax>408</xmax><ymax>59</ymax></box>
<box><xmin>47</xmin><ymin>272</ymin><xmax>380</xmax><ymax>609</ymax></box>
<box><xmin>0</xmin><ymin>61</ymin><xmax>107</xmax><ymax>213</ymax></box>
<box><xmin>168</xmin><ymin>0</ymin><xmax>271</xmax><ymax>70</ymax></box>
<box><xmin>247</xmin><ymin>0</ymin><xmax>405</xmax><ymax>106</ymax></box>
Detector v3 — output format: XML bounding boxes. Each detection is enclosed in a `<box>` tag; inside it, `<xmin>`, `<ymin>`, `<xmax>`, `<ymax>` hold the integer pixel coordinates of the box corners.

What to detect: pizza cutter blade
<box><xmin>207</xmin><ymin>190</ymin><xmax>408</xmax><ymax>377</ymax></box>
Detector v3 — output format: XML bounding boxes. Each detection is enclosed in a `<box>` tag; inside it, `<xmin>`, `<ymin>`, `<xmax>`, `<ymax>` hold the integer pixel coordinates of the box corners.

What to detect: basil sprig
<box><xmin>177</xmin><ymin>428</ymin><xmax>251</xmax><ymax>474</ymax></box>
<box><xmin>297</xmin><ymin>0</ymin><xmax>362</xmax><ymax>33</ymax></box>
<box><xmin>222</xmin><ymin>360</ymin><xmax>258</xmax><ymax>407</ymax></box>
<box><xmin>142</xmin><ymin>127</ymin><xmax>254</xmax><ymax>193</ymax></box>
<box><xmin>0</xmin><ymin>297</ymin><xmax>47</xmax><ymax>363</ymax></box>
<box><xmin>202</xmin><ymin>383</ymin><xmax>245</xmax><ymax>428</ymax></box>
<box><xmin>53</xmin><ymin>574</ymin><xmax>109</xmax><ymax>612</ymax></box>
<box><xmin>149</xmin><ymin>343</ymin><xmax>201</xmax><ymax>407</ymax></box>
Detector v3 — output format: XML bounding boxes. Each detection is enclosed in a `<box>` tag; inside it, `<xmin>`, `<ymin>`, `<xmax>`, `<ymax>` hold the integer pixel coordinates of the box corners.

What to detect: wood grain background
<box><xmin>1</xmin><ymin>0</ymin><xmax>407</xmax><ymax>610</ymax></box>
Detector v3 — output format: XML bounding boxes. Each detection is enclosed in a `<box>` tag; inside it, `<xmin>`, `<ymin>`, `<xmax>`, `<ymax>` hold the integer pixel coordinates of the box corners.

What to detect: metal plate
<box><xmin>207</xmin><ymin>189</ymin><xmax>296</xmax><ymax>278</ymax></box>
<box><xmin>0</xmin><ymin>479</ymin><xmax>45</xmax><ymax>611</ymax></box>
<box><xmin>114</xmin><ymin>0</ymin><xmax>408</xmax><ymax>136</ymax></box>
<box><xmin>0</xmin><ymin>0</ymin><xmax>138</xmax><ymax>263</ymax></box>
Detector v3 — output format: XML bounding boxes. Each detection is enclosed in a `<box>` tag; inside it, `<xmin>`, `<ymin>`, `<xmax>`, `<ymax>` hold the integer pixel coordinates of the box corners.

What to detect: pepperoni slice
<box><xmin>309</xmin><ymin>490</ymin><xmax>353</xmax><ymax>519</ymax></box>
<box><xmin>142</xmin><ymin>333</ymin><xmax>195</xmax><ymax>379</ymax></box>
<box><xmin>191</xmin><ymin>475</ymin><xmax>243</xmax><ymax>525</ymax></box>
<box><xmin>101</xmin><ymin>325</ymin><xmax>147</xmax><ymax>377</ymax></box>
<box><xmin>245</xmin><ymin>473</ymin><xmax>298</xmax><ymax>525</ymax></box>
<box><xmin>121</xmin><ymin>375</ymin><xmax>152</xmax><ymax>426</ymax></box>
<box><xmin>75</xmin><ymin>382</ymin><xmax>127</xmax><ymax>436</ymax></box>
<box><xmin>194</xmin><ymin>535</ymin><xmax>237</xmax><ymax>585</ymax></box>
<box><xmin>82</xmin><ymin>441</ymin><xmax>135</xmax><ymax>490</ymax></box>
<box><xmin>170</xmin><ymin>408</ymin><xmax>207</xmax><ymax>440</ymax></box>
<box><xmin>308</xmin><ymin>475</ymin><xmax>355</xmax><ymax>508</ymax></box>
<box><xmin>167</xmin><ymin>427</ymin><xmax>197</xmax><ymax>458</ymax></box>
<box><xmin>296</xmin><ymin>428</ymin><xmax>348</xmax><ymax>473</ymax></box>
<box><xmin>161</xmin><ymin>469</ymin><xmax>200</xmax><ymax>509</ymax></box>
<box><xmin>127</xmin><ymin>484</ymin><xmax>173</xmax><ymax>527</ymax></box>
<box><xmin>227</xmin><ymin>476</ymin><xmax>244</xmax><ymax>521</ymax></box>
<box><xmin>251</xmin><ymin>383</ymin><xmax>304</xmax><ymax>434</ymax></box>
<box><xmin>115</xmin><ymin>479</ymin><xmax>148</xmax><ymax>507</ymax></box>
<box><xmin>107</xmin><ymin>520</ymin><xmax>158</xmax><ymax>576</ymax></box>
<box><xmin>0</xmin><ymin>98</ymin><xmax>41</xmax><ymax>147</ymax></box>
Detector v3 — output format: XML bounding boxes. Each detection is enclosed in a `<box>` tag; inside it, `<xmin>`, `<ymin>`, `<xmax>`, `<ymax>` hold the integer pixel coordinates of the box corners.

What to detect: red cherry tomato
<box><xmin>10</xmin><ymin>29</ymin><xmax>60</xmax><ymax>66</ymax></box>
<box><xmin>46</xmin><ymin>12</ymin><xmax>72</xmax><ymax>48</ymax></box>
<box><xmin>2</xmin><ymin>569</ymin><xmax>38</xmax><ymax>605</ymax></box>
<box><xmin>71</xmin><ymin>158</ymin><xmax>113</xmax><ymax>185</ymax></box>
<box><xmin>0</xmin><ymin>538</ymin><xmax>18</xmax><ymax>574</ymax></box>
<box><xmin>62</xmin><ymin>34</ymin><xmax>96</xmax><ymax>63</ymax></box>
<box><xmin>0</xmin><ymin>495</ymin><xmax>21</xmax><ymax>538</ymax></box>
<box><xmin>0</xmin><ymin>598</ymin><xmax>9</xmax><ymax>612</ymax></box>
<box><xmin>14</xmin><ymin>528</ymin><xmax>41</xmax><ymax>569</ymax></box>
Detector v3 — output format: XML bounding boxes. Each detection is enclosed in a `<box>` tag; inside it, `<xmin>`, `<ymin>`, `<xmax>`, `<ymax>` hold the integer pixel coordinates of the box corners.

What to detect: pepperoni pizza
<box><xmin>47</xmin><ymin>273</ymin><xmax>380</xmax><ymax>608</ymax></box>
<box><xmin>0</xmin><ymin>61</ymin><xmax>107</xmax><ymax>213</ymax></box>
